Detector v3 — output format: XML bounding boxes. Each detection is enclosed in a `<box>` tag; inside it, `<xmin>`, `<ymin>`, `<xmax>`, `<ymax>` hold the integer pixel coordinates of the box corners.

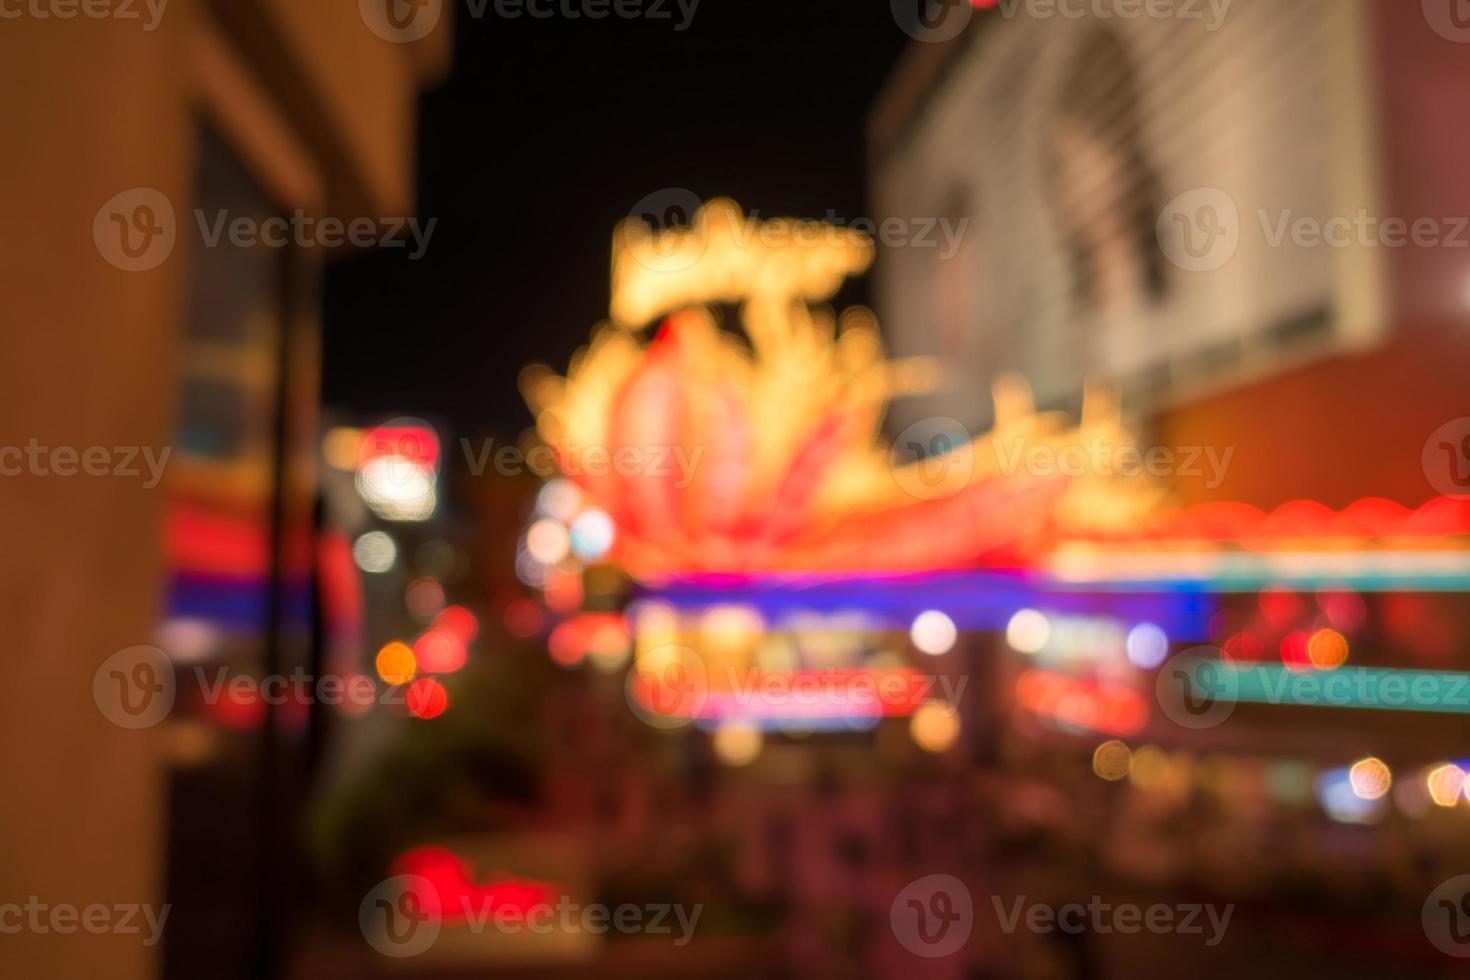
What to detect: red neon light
<box><xmin>166</xmin><ymin>505</ymin><xmax>269</xmax><ymax>576</ymax></box>
<box><xmin>358</xmin><ymin>424</ymin><xmax>440</xmax><ymax>469</ymax></box>
<box><xmin>1279</xmin><ymin>629</ymin><xmax>1312</xmax><ymax>672</ymax></box>
<box><xmin>413</xmin><ymin>630</ymin><xmax>467</xmax><ymax>674</ymax></box>
<box><xmin>392</xmin><ymin>846</ymin><xmax>558</xmax><ymax>922</ymax></box>
<box><xmin>1014</xmin><ymin>669</ymin><xmax>1147</xmax><ymax>736</ymax></box>
<box><xmin>166</xmin><ymin>504</ymin><xmax>315</xmax><ymax>577</ymax></box>
<box><xmin>547</xmin><ymin>612</ymin><xmax>628</xmax><ymax>666</ymax></box>
<box><xmin>406</xmin><ymin>677</ymin><xmax>450</xmax><ymax>719</ymax></box>
<box><xmin>318</xmin><ymin>531</ymin><xmax>364</xmax><ymax>633</ymax></box>
<box><xmin>433</xmin><ymin>605</ymin><xmax>479</xmax><ymax>644</ymax></box>
<box><xmin>1067</xmin><ymin>496</ymin><xmax>1470</xmax><ymax>547</ymax></box>
<box><xmin>195</xmin><ymin>686</ymin><xmax>268</xmax><ymax>730</ymax></box>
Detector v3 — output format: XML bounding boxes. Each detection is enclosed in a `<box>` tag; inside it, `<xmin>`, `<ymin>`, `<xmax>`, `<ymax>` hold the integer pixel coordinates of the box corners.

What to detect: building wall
<box><xmin>0</xmin><ymin>10</ymin><xmax>190</xmax><ymax>977</ymax></box>
<box><xmin>1154</xmin><ymin>1</ymin><xmax>1470</xmax><ymax>510</ymax></box>
<box><xmin>869</xmin><ymin>0</ymin><xmax>1470</xmax><ymax>513</ymax></box>
<box><xmin>0</xmin><ymin>3</ymin><xmax>447</xmax><ymax>976</ymax></box>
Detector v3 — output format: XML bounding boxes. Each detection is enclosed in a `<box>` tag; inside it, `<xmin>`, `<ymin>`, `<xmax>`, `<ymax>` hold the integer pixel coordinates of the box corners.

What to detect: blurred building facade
<box><xmin>0</xmin><ymin>4</ymin><xmax>448</xmax><ymax>977</ymax></box>
<box><xmin>871</xmin><ymin>0</ymin><xmax>1470</xmax><ymax>508</ymax></box>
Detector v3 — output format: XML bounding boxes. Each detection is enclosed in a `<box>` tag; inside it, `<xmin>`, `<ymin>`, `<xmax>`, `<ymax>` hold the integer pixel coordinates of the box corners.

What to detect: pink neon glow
<box><xmin>628</xmin><ymin>667</ymin><xmax>937</xmax><ymax>720</ymax></box>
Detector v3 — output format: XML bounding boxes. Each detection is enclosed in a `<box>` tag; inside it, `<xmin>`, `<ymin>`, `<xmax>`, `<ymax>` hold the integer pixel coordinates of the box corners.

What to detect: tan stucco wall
<box><xmin>0</xmin><ymin>6</ymin><xmax>194</xmax><ymax>977</ymax></box>
<box><xmin>0</xmin><ymin>2</ymin><xmax>445</xmax><ymax>975</ymax></box>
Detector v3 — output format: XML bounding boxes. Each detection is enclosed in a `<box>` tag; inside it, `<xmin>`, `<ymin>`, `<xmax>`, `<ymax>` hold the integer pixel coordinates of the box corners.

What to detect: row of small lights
<box><xmin>705</xmin><ymin>702</ymin><xmax>965</xmax><ymax>768</ymax></box>
<box><xmin>1092</xmin><ymin>741</ymin><xmax>1470</xmax><ymax>822</ymax></box>
<box><xmin>910</xmin><ymin>606</ymin><xmax>1173</xmax><ymax>669</ymax></box>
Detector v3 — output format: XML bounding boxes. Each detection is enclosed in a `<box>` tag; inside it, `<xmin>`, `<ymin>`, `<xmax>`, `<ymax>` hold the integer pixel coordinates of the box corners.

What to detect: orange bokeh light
<box><xmin>1306</xmin><ymin>628</ymin><xmax>1349</xmax><ymax>670</ymax></box>
<box><xmin>375</xmin><ymin>641</ymin><xmax>417</xmax><ymax>686</ymax></box>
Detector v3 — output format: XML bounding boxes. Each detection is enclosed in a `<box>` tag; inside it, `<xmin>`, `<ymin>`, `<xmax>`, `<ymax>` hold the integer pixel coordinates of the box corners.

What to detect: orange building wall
<box><xmin>1157</xmin><ymin>2</ymin><xmax>1470</xmax><ymax>511</ymax></box>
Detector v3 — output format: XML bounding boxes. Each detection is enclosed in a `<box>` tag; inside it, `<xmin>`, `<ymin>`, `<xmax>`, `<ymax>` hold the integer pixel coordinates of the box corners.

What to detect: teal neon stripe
<box><xmin>1201</xmin><ymin>663</ymin><xmax>1470</xmax><ymax>714</ymax></box>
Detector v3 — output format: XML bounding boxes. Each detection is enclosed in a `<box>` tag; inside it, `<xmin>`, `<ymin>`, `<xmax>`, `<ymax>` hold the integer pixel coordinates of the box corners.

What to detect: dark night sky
<box><xmin>323</xmin><ymin>2</ymin><xmax>912</xmax><ymax>439</ymax></box>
